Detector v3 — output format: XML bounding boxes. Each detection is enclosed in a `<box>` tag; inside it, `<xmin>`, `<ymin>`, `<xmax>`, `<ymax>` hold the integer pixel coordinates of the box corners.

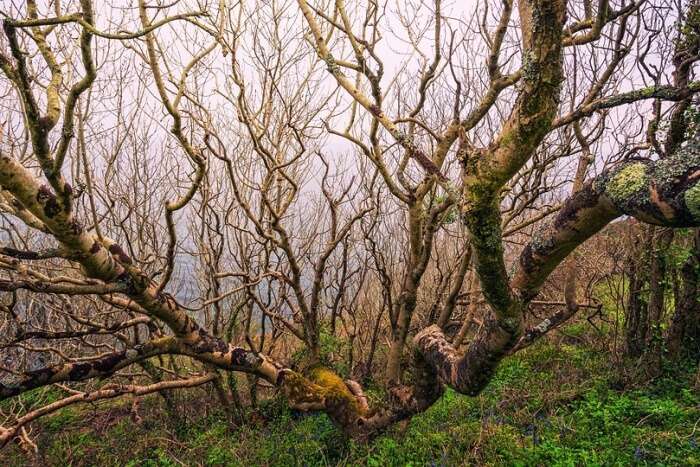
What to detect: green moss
<box><xmin>641</xmin><ymin>86</ymin><xmax>657</xmax><ymax>98</ymax></box>
<box><xmin>308</xmin><ymin>367</ymin><xmax>353</xmax><ymax>400</ymax></box>
<box><xmin>684</xmin><ymin>181</ymin><xmax>700</xmax><ymax>220</ymax></box>
<box><xmin>605</xmin><ymin>162</ymin><xmax>648</xmax><ymax>204</ymax></box>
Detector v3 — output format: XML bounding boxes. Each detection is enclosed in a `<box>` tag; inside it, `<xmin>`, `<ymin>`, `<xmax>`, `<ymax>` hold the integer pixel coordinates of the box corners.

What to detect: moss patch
<box><xmin>606</xmin><ymin>163</ymin><xmax>649</xmax><ymax>204</ymax></box>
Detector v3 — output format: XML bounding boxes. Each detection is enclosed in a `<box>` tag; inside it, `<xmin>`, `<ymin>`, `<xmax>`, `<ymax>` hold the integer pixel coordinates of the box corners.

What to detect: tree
<box><xmin>1</xmin><ymin>0</ymin><xmax>699</xmax><ymax>445</ymax></box>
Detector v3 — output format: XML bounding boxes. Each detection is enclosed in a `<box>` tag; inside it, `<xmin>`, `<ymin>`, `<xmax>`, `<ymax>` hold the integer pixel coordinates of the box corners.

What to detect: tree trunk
<box><xmin>667</xmin><ymin>230</ymin><xmax>700</xmax><ymax>356</ymax></box>
<box><xmin>625</xmin><ymin>230</ymin><xmax>650</xmax><ymax>358</ymax></box>
<box><xmin>642</xmin><ymin>229</ymin><xmax>674</xmax><ymax>374</ymax></box>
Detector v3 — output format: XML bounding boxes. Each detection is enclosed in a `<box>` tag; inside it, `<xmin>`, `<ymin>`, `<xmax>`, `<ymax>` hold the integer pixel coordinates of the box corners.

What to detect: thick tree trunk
<box><xmin>415</xmin><ymin>142</ymin><xmax>700</xmax><ymax>397</ymax></box>
<box><xmin>386</xmin><ymin>202</ymin><xmax>435</xmax><ymax>384</ymax></box>
<box><xmin>386</xmin><ymin>277</ymin><xmax>419</xmax><ymax>383</ymax></box>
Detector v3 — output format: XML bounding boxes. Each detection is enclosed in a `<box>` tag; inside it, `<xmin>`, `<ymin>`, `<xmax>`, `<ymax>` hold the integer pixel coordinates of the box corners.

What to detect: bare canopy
<box><xmin>0</xmin><ymin>0</ymin><xmax>699</xmax><ymax>444</ymax></box>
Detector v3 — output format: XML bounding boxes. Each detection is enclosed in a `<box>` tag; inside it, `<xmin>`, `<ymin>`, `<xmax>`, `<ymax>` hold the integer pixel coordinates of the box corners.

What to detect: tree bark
<box><xmin>667</xmin><ymin>230</ymin><xmax>700</xmax><ymax>356</ymax></box>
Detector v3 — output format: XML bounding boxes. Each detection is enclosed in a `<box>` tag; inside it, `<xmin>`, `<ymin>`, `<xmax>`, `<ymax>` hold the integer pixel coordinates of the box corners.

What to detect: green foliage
<box><xmin>42</xmin><ymin>406</ymin><xmax>81</xmax><ymax>432</ymax></box>
<box><xmin>6</xmin><ymin>338</ymin><xmax>699</xmax><ymax>467</ymax></box>
<box><xmin>0</xmin><ymin>386</ymin><xmax>64</xmax><ymax>413</ymax></box>
<box><xmin>291</xmin><ymin>326</ymin><xmax>350</xmax><ymax>376</ymax></box>
<box><xmin>3</xmin><ymin>294</ymin><xmax>700</xmax><ymax>467</ymax></box>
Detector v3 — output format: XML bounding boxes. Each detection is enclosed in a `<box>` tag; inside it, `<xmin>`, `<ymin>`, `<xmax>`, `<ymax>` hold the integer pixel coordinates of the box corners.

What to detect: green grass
<box><xmin>2</xmin><ymin>332</ymin><xmax>698</xmax><ymax>467</ymax></box>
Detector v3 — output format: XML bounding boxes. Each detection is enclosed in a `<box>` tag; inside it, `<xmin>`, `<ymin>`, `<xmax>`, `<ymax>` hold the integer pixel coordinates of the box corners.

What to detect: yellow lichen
<box><xmin>281</xmin><ymin>370</ymin><xmax>325</xmax><ymax>406</ymax></box>
<box><xmin>308</xmin><ymin>366</ymin><xmax>365</xmax><ymax>415</ymax></box>
<box><xmin>606</xmin><ymin>163</ymin><xmax>648</xmax><ymax>203</ymax></box>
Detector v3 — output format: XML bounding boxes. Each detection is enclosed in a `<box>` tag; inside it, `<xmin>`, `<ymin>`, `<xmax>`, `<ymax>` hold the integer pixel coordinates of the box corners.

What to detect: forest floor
<box><xmin>1</xmin><ymin>320</ymin><xmax>699</xmax><ymax>466</ymax></box>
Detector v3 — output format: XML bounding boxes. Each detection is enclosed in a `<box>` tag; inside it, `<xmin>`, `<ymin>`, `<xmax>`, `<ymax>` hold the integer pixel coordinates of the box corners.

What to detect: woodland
<box><xmin>0</xmin><ymin>0</ymin><xmax>700</xmax><ymax>465</ymax></box>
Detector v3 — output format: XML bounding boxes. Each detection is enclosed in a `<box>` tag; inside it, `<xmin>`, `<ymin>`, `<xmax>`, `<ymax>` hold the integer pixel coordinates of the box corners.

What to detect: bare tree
<box><xmin>1</xmin><ymin>0</ymin><xmax>699</xmax><ymax>446</ymax></box>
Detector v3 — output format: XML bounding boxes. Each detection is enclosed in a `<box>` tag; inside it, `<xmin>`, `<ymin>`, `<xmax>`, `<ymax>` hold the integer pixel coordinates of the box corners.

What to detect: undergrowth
<box><xmin>2</xmin><ymin>325</ymin><xmax>699</xmax><ymax>466</ymax></box>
